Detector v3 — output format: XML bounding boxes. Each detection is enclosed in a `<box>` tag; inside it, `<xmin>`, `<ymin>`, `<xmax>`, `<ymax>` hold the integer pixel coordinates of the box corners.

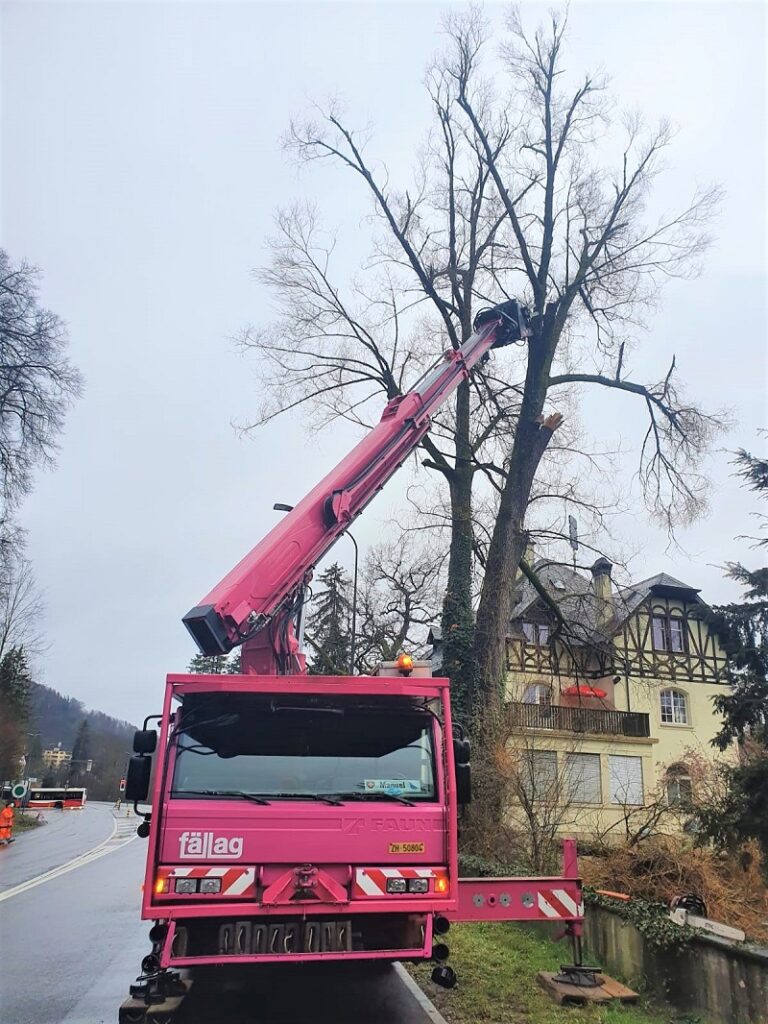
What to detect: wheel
<box><xmin>120</xmin><ymin>1010</ymin><xmax>146</xmax><ymax>1023</ymax></box>
<box><xmin>147</xmin><ymin>1015</ymin><xmax>173</xmax><ymax>1024</ymax></box>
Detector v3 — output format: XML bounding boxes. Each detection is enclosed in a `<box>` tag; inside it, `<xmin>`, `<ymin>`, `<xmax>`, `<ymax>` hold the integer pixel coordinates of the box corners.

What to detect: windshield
<box><xmin>171</xmin><ymin>696</ymin><xmax>436</xmax><ymax>802</ymax></box>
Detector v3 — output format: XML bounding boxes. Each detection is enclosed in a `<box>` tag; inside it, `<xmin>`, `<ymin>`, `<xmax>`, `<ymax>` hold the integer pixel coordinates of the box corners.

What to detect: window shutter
<box><xmin>609</xmin><ymin>755</ymin><xmax>643</xmax><ymax>805</ymax></box>
<box><xmin>521</xmin><ymin>750</ymin><xmax>557</xmax><ymax>800</ymax></box>
<box><xmin>565</xmin><ymin>753</ymin><xmax>601</xmax><ymax>803</ymax></box>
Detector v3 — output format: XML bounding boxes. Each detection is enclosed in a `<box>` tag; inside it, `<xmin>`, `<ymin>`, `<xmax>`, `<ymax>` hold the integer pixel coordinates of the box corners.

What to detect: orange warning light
<box><xmin>434</xmin><ymin>875</ymin><xmax>449</xmax><ymax>894</ymax></box>
<box><xmin>395</xmin><ymin>653</ymin><xmax>414</xmax><ymax>676</ymax></box>
<box><xmin>154</xmin><ymin>876</ymin><xmax>170</xmax><ymax>895</ymax></box>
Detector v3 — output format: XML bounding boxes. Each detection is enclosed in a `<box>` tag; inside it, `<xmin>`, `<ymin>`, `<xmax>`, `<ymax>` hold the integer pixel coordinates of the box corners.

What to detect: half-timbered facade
<box><xmin>500</xmin><ymin>556</ymin><xmax>731</xmax><ymax>835</ymax></box>
<box><xmin>430</xmin><ymin>556</ymin><xmax>732</xmax><ymax>838</ymax></box>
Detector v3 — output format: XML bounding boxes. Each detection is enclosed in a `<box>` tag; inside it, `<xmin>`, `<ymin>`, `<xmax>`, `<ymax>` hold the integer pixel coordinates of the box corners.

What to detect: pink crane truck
<box><xmin>120</xmin><ymin>301</ymin><xmax>587</xmax><ymax>1022</ymax></box>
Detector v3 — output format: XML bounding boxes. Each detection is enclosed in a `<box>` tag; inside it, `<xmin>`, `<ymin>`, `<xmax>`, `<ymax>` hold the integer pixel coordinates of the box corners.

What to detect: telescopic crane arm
<box><xmin>183</xmin><ymin>300</ymin><xmax>531</xmax><ymax>674</ymax></box>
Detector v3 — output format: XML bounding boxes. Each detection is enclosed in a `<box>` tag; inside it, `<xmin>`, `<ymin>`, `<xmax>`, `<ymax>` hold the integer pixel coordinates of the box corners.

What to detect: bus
<box><xmin>1</xmin><ymin>786</ymin><xmax>87</xmax><ymax>809</ymax></box>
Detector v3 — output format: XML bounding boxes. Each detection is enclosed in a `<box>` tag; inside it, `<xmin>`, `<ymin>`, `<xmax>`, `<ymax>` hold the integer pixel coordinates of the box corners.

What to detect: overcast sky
<box><xmin>2</xmin><ymin>0</ymin><xmax>765</xmax><ymax>726</ymax></box>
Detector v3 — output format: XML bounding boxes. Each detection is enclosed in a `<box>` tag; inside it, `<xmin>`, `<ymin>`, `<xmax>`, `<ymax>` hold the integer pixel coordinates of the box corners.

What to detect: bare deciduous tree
<box><xmin>0</xmin><ymin>250</ymin><xmax>83</xmax><ymax>573</ymax></box>
<box><xmin>0</xmin><ymin>557</ymin><xmax>45</xmax><ymax>662</ymax></box>
<box><xmin>354</xmin><ymin>536</ymin><xmax>444</xmax><ymax>673</ymax></box>
<box><xmin>242</xmin><ymin>7</ymin><xmax>723</xmax><ymax>735</ymax></box>
<box><xmin>491</xmin><ymin>730</ymin><xmax>583</xmax><ymax>873</ymax></box>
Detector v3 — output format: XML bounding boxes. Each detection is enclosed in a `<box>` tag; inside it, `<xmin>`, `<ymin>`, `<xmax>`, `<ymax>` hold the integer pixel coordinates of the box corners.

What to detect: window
<box><xmin>520</xmin><ymin>750</ymin><xmax>557</xmax><ymax>801</ymax></box>
<box><xmin>522</xmin><ymin>684</ymin><xmax>552</xmax><ymax>706</ymax></box>
<box><xmin>652</xmin><ymin>613</ymin><xmax>687</xmax><ymax>652</ymax></box>
<box><xmin>660</xmin><ymin>689</ymin><xmax>689</xmax><ymax>725</ymax></box>
<box><xmin>609</xmin><ymin>755</ymin><xmax>644</xmax><ymax>805</ymax></box>
<box><xmin>522</xmin><ymin>622</ymin><xmax>551</xmax><ymax>645</ymax></box>
<box><xmin>564</xmin><ymin>753</ymin><xmax>602</xmax><ymax>804</ymax></box>
<box><xmin>666</xmin><ymin>764</ymin><xmax>693</xmax><ymax>807</ymax></box>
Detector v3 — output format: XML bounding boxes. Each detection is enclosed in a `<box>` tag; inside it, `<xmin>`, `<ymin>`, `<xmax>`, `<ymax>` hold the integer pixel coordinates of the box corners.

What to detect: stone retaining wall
<box><xmin>582</xmin><ymin>906</ymin><xmax>768</xmax><ymax>1024</ymax></box>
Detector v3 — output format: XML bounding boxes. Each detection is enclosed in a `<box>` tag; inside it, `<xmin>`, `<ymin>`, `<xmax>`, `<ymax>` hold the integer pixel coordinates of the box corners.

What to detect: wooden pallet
<box><xmin>537</xmin><ymin>971</ymin><xmax>639</xmax><ymax>1007</ymax></box>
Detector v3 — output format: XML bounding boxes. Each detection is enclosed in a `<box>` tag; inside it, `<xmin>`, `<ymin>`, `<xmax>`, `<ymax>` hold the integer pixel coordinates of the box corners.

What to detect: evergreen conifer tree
<box><xmin>72</xmin><ymin>719</ymin><xmax>91</xmax><ymax>765</ymax></box>
<box><xmin>700</xmin><ymin>449</ymin><xmax>768</xmax><ymax>868</ymax></box>
<box><xmin>0</xmin><ymin>646</ymin><xmax>32</xmax><ymax>781</ymax></box>
<box><xmin>307</xmin><ymin>563</ymin><xmax>352</xmax><ymax>675</ymax></box>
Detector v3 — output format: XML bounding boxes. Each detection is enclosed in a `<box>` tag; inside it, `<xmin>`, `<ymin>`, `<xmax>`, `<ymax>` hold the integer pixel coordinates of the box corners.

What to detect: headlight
<box><xmin>174</xmin><ymin>878</ymin><xmax>198</xmax><ymax>894</ymax></box>
<box><xmin>199</xmin><ymin>877</ymin><xmax>221</xmax><ymax>894</ymax></box>
<box><xmin>386</xmin><ymin>878</ymin><xmax>408</xmax><ymax>894</ymax></box>
<box><xmin>408</xmin><ymin>878</ymin><xmax>429</xmax><ymax>894</ymax></box>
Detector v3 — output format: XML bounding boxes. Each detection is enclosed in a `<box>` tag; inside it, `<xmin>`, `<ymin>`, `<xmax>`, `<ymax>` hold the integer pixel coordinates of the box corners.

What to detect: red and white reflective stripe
<box><xmin>353</xmin><ymin>867</ymin><xmax>445</xmax><ymax>898</ymax></box>
<box><xmin>537</xmin><ymin>888</ymin><xmax>583</xmax><ymax>919</ymax></box>
<box><xmin>164</xmin><ymin>865</ymin><xmax>256</xmax><ymax>897</ymax></box>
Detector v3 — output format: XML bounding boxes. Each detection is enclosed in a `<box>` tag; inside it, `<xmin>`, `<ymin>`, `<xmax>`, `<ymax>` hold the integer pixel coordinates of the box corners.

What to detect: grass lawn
<box><xmin>12</xmin><ymin>807</ymin><xmax>43</xmax><ymax>833</ymax></box>
<box><xmin>409</xmin><ymin>923</ymin><xmax>684</xmax><ymax>1024</ymax></box>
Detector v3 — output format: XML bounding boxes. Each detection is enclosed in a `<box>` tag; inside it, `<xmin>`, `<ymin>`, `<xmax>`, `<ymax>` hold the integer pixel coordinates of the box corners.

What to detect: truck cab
<box><xmin>132</xmin><ymin>666</ymin><xmax>462</xmax><ymax>969</ymax></box>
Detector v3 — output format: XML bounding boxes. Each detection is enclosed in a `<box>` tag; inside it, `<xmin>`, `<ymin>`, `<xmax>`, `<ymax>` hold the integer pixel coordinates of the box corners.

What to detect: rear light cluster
<box><xmin>386</xmin><ymin>877</ymin><xmax>429</xmax><ymax>894</ymax></box>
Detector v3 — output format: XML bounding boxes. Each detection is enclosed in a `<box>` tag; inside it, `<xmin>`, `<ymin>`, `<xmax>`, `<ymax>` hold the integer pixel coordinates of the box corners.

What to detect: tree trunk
<box><xmin>440</xmin><ymin>379</ymin><xmax>476</xmax><ymax>723</ymax></box>
<box><xmin>473</xmin><ymin>319</ymin><xmax>560</xmax><ymax>711</ymax></box>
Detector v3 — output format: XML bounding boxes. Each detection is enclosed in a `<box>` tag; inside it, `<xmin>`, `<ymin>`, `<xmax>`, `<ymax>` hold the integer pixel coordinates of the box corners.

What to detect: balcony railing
<box><xmin>508</xmin><ymin>702</ymin><xmax>651</xmax><ymax>738</ymax></box>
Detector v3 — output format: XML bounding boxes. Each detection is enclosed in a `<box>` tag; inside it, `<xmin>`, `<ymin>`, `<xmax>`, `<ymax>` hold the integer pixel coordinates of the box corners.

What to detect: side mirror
<box><xmin>125</xmin><ymin>754</ymin><xmax>152</xmax><ymax>803</ymax></box>
<box><xmin>453</xmin><ymin>737</ymin><xmax>471</xmax><ymax>804</ymax></box>
<box><xmin>133</xmin><ymin>729</ymin><xmax>157</xmax><ymax>754</ymax></box>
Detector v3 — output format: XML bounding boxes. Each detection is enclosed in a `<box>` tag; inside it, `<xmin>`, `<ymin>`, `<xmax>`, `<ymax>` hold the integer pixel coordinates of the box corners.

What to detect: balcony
<box><xmin>508</xmin><ymin>702</ymin><xmax>651</xmax><ymax>738</ymax></box>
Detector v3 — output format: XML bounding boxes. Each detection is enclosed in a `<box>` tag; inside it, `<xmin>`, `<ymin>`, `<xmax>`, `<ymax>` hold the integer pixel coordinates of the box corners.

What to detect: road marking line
<box><xmin>0</xmin><ymin>817</ymin><xmax>137</xmax><ymax>902</ymax></box>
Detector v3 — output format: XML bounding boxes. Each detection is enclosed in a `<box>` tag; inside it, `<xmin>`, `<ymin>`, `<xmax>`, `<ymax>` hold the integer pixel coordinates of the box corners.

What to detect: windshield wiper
<box><xmin>172</xmin><ymin>789</ymin><xmax>271</xmax><ymax>805</ymax></box>
<box><xmin>261</xmin><ymin>793</ymin><xmax>344</xmax><ymax>806</ymax></box>
<box><xmin>344</xmin><ymin>791</ymin><xmax>416</xmax><ymax>807</ymax></box>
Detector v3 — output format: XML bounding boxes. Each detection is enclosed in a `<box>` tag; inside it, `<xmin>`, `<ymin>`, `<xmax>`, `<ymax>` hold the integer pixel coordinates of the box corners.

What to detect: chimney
<box><xmin>523</xmin><ymin>535</ymin><xmax>536</xmax><ymax>566</ymax></box>
<box><xmin>590</xmin><ymin>557</ymin><xmax>614</xmax><ymax>629</ymax></box>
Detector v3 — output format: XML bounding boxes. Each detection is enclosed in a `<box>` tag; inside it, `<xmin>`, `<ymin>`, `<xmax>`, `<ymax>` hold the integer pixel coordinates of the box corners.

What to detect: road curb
<box><xmin>394</xmin><ymin>963</ymin><xmax>451</xmax><ymax>1024</ymax></box>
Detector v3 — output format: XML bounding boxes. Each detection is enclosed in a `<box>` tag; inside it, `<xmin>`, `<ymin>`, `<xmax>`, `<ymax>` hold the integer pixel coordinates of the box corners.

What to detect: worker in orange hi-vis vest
<box><xmin>0</xmin><ymin>799</ymin><xmax>15</xmax><ymax>844</ymax></box>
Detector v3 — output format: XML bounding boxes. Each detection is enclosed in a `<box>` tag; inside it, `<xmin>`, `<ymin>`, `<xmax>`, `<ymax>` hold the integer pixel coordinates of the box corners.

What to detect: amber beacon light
<box><xmin>395</xmin><ymin>652</ymin><xmax>414</xmax><ymax>676</ymax></box>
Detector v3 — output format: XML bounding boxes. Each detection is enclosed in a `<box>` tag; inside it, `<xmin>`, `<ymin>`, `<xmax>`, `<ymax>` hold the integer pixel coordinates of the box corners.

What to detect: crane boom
<box><xmin>183</xmin><ymin>299</ymin><xmax>531</xmax><ymax>672</ymax></box>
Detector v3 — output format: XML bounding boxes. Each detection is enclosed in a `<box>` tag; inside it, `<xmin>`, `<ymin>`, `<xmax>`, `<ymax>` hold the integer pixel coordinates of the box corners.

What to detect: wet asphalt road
<box><xmin>0</xmin><ymin>803</ymin><xmax>445</xmax><ymax>1024</ymax></box>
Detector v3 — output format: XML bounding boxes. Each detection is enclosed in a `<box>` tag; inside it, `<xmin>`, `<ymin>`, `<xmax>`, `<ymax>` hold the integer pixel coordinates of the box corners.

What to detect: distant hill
<box><xmin>28</xmin><ymin>681</ymin><xmax>137</xmax><ymax>799</ymax></box>
<box><xmin>29</xmin><ymin>681</ymin><xmax>136</xmax><ymax>749</ymax></box>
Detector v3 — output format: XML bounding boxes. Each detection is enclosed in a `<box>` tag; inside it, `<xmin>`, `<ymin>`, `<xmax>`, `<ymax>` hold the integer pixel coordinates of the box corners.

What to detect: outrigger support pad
<box><xmin>555</xmin><ymin>920</ymin><xmax>602</xmax><ymax>988</ymax></box>
<box><xmin>553</xmin><ymin>964</ymin><xmax>602</xmax><ymax>989</ymax></box>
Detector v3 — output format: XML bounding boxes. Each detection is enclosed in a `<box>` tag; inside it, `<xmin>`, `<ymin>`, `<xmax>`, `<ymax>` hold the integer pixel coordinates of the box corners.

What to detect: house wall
<box><xmin>503</xmin><ymin>594</ymin><xmax>733</xmax><ymax>833</ymax></box>
<box><xmin>614</xmin><ymin>597</ymin><xmax>733</xmax><ymax>782</ymax></box>
<box><xmin>504</xmin><ymin>728</ymin><xmax>657</xmax><ymax>839</ymax></box>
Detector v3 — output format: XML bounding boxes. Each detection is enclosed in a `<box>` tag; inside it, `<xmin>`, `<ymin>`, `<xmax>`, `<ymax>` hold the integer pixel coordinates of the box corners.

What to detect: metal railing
<box><xmin>508</xmin><ymin>702</ymin><xmax>651</xmax><ymax>738</ymax></box>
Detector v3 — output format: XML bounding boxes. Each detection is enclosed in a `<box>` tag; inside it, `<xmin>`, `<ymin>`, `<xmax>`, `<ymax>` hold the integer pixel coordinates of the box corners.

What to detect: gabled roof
<box><xmin>510</xmin><ymin>559</ymin><xmax>614</xmax><ymax>646</ymax></box>
<box><xmin>615</xmin><ymin>572</ymin><xmax>703</xmax><ymax>622</ymax></box>
<box><xmin>429</xmin><ymin>565</ymin><xmax>708</xmax><ymax>650</ymax></box>
<box><xmin>510</xmin><ymin>561</ymin><xmax>706</xmax><ymax>643</ymax></box>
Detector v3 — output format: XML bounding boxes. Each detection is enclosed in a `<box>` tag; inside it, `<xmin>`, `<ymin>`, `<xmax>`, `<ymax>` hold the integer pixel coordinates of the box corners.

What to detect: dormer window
<box><xmin>652</xmin><ymin>613</ymin><xmax>687</xmax><ymax>653</ymax></box>
<box><xmin>522</xmin><ymin>622</ymin><xmax>550</xmax><ymax>646</ymax></box>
